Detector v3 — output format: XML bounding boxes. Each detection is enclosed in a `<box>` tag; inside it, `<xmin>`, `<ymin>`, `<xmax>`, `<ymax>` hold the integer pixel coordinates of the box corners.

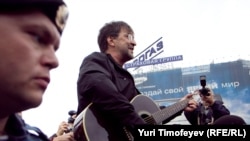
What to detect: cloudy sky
<box><xmin>22</xmin><ymin>0</ymin><xmax>250</xmax><ymax>136</ymax></box>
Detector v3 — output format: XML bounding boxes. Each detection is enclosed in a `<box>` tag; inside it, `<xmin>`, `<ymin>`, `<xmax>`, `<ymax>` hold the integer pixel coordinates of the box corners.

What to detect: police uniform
<box><xmin>1</xmin><ymin>114</ymin><xmax>49</xmax><ymax>141</ymax></box>
<box><xmin>0</xmin><ymin>0</ymin><xmax>69</xmax><ymax>140</ymax></box>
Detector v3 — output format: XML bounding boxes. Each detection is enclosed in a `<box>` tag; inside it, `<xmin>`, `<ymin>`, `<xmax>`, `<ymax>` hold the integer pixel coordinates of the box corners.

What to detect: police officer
<box><xmin>0</xmin><ymin>0</ymin><xmax>69</xmax><ymax>140</ymax></box>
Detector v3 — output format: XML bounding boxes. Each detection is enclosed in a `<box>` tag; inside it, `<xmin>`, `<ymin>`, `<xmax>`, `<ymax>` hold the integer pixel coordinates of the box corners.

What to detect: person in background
<box><xmin>76</xmin><ymin>21</ymin><xmax>197</xmax><ymax>141</ymax></box>
<box><xmin>184</xmin><ymin>88</ymin><xmax>230</xmax><ymax>125</ymax></box>
<box><xmin>49</xmin><ymin>121</ymin><xmax>74</xmax><ymax>141</ymax></box>
<box><xmin>0</xmin><ymin>0</ymin><xmax>69</xmax><ymax>140</ymax></box>
<box><xmin>49</xmin><ymin>110</ymin><xmax>76</xmax><ymax>141</ymax></box>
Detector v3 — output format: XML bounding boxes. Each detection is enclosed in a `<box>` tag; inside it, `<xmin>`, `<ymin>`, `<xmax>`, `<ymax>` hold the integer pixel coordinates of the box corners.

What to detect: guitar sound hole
<box><xmin>140</xmin><ymin>114</ymin><xmax>150</xmax><ymax>119</ymax></box>
<box><xmin>138</xmin><ymin>112</ymin><xmax>155</xmax><ymax>124</ymax></box>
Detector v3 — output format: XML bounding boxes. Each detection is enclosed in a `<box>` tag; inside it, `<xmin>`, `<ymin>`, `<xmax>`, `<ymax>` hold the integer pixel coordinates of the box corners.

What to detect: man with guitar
<box><xmin>75</xmin><ymin>21</ymin><xmax>197</xmax><ymax>141</ymax></box>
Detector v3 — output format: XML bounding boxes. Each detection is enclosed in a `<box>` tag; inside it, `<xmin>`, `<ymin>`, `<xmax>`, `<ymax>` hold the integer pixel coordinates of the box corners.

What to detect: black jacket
<box><xmin>184</xmin><ymin>100</ymin><xmax>230</xmax><ymax>125</ymax></box>
<box><xmin>76</xmin><ymin>52</ymin><xmax>145</xmax><ymax>141</ymax></box>
<box><xmin>2</xmin><ymin>114</ymin><xmax>49</xmax><ymax>141</ymax></box>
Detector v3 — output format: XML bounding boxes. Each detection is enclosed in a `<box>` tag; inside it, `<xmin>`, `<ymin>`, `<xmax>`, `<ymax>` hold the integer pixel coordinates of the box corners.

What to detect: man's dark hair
<box><xmin>97</xmin><ymin>21</ymin><xmax>134</xmax><ymax>53</ymax></box>
<box><xmin>68</xmin><ymin>110</ymin><xmax>76</xmax><ymax>116</ymax></box>
<box><xmin>67</xmin><ymin>110</ymin><xmax>76</xmax><ymax>123</ymax></box>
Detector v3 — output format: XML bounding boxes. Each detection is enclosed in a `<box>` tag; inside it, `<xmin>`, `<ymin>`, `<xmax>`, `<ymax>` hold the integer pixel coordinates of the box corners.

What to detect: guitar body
<box><xmin>130</xmin><ymin>95</ymin><xmax>161</xmax><ymax>123</ymax></box>
<box><xmin>73</xmin><ymin>104</ymin><xmax>109</xmax><ymax>141</ymax></box>
<box><xmin>73</xmin><ymin>95</ymin><xmax>188</xmax><ymax>141</ymax></box>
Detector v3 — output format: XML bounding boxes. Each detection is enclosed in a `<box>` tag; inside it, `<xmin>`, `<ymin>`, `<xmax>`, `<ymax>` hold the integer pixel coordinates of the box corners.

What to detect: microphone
<box><xmin>213</xmin><ymin>115</ymin><xmax>246</xmax><ymax>125</ymax></box>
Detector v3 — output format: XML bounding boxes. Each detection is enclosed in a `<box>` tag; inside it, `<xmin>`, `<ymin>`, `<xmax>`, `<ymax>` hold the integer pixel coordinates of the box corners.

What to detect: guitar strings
<box><xmin>143</xmin><ymin>116</ymin><xmax>156</xmax><ymax>124</ymax></box>
<box><xmin>143</xmin><ymin>99</ymin><xmax>190</xmax><ymax>125</ymax></box>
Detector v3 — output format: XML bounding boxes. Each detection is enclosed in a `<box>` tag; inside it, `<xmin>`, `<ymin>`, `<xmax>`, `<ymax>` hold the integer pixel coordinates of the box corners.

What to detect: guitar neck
<box><xmin>151</xmin><ymin>99</ymin><xmax>189</xmax><ymax>124</ymax></box>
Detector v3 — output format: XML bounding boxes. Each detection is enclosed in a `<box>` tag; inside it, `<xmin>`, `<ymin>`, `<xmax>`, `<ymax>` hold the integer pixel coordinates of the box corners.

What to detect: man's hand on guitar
<box><xmin>52</xmin><ymin>132</ymin><xmax>75</xmax><ymax>141</ymax></box>
<box><xmin>180</xmin><ymin>93</ymin><xmax>198</xmax><ymax>112</ymax></box>
<box><xmin>56</xmin><ymin>121</ymin><xmax>69</xmax><ymax>136</ymax></box>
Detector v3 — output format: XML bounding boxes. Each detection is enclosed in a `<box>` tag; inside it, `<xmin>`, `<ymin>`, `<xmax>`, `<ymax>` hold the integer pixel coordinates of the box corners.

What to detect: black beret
<box><xmin>0</xmin><ymin>0</ymin><xmax>69</xmax><ymax>35</ymax></box>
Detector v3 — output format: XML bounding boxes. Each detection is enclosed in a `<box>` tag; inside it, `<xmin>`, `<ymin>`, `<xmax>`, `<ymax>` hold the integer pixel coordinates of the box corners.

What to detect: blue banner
<box><xmin>133</xmin><ymin>59</ymin><xmax>250</xmax><ymax>124</ymax></box>
<box><xmin>124</xmin><ymin>55</ymin><xmax>183</xmax><ymax>69</ymax></box>
<box><xmin>124</xmin><ymin>37</ymin><xmax>183</xmax><ymax>69</ymax></box>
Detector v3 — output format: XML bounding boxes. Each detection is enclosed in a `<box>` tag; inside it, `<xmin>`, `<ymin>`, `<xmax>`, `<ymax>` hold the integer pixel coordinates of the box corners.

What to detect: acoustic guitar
<box><xmin>73</xmin><ymin>94</ymin><xmax>192</xmax><ymax>141</ymax></box>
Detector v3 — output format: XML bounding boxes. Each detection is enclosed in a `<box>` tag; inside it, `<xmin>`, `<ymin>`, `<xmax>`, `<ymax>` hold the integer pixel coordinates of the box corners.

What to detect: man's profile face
<box><xmin>113</xmin><ymin>28</ymin><xmax>136</xmax><ymax>62</ymax></box>
<box><xmin>0</xmin><ymin>10</ymin><xmax>60</xmax><ymax>114</ymax></box>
